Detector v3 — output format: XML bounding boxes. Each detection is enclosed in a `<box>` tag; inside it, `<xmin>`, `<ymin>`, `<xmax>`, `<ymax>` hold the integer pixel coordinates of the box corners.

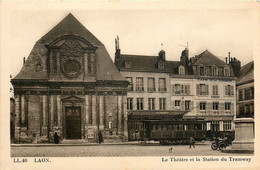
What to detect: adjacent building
<box><xmin>171</xmin><ymin>49</ymin><xmax>237</xmax><ymax>134</ymax></box>
<box><xmin>115</xmin><ymin>43</ymin><xmax>238</xmax><ymax>137</ymax></box>
<box><xmin>114</xmin><ymin>38</ymin><xmax>172</xmax><ymax>112</ymax></box>
<box><xmin>11</xmin><ymin>14</ymin><xmax>129</xmax><ymax>143</ymax></box>
<box><xmin>236</xmin><ymin>61</ymin><xmax>254</xmax><ymax>118</ymax></box>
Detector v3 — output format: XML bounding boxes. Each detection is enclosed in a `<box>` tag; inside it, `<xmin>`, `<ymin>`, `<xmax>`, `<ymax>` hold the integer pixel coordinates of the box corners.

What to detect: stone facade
<box><xmin>11</xmin><ymin>14</ymin><xmax>128</xmax><ymax>143</ymax></box>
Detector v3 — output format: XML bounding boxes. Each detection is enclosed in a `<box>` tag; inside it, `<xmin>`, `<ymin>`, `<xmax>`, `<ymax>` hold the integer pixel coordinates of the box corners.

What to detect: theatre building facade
<box><xmin>11</xmin><ymin>14</ymin><xmax>128</xmax><ymax>143</ymax></box>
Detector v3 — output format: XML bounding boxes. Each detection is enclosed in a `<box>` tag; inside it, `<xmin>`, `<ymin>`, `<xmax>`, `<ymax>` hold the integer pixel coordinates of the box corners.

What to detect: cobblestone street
<box><xmin>11</xmin><ymin>143</ymin><xmax>252</xmax><ymax>157</ymax></box>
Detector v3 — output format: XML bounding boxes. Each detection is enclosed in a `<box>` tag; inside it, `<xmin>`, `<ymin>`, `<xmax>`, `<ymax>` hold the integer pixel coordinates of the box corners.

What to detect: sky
<box><xmin>0</xmin><ymin>2</ymin><xmax>258</xmax><ymax>79</ymax></box>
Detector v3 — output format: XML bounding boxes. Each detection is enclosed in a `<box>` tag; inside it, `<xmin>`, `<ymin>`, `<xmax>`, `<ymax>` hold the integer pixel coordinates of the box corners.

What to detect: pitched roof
<box><xmin>39</xmin><ymin>13</ymin><xmax>103</xmax><ymax>46</ymax></box>
<box><xmin>193</xmin><ymin>50</ymin><xmax>227</xmax><ymax>67</ymax></box>
<box><xmin>13</xmin><ymin>13</ymin><xmax>125</xmax><ymax>82</ymax></box>
<box><xmin>115</xmin><ymin>54</ymin><xmax>179</xmax><ymax>73</ymax></box>
<box><xmin>237</xmin><ymin>61</ymin><xmax>254</xmax><ymax>85</ymax></box>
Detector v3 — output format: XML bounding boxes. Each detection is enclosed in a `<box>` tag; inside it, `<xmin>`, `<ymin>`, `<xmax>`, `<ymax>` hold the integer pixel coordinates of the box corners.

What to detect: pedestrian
<box><xmin>189</xmin><ymin>137</ymin><xmax>195</xmax><ymax>149</ymax></box>
<box><xmin>54</xmin><ymin>132</ymin><xmax>60</xmax><ymax>144</ymax></box>
<box><xmin>98</xmin><ymin>131</ymin><xmax>103</xmax><ymax>144</ymax></box>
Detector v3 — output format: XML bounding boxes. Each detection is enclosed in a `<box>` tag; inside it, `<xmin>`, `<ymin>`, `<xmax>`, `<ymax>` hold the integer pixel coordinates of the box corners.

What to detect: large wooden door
<box><xmin>66</xmin><ymin>107</ymin><xmax>81</xmax><ymax>139</ymax></box>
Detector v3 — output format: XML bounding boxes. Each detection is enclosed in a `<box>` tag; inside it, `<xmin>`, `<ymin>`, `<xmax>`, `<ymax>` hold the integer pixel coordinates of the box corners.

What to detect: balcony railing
<box><xmin>158</xmin><ymin>87</ymin><xmax>167</xmax><ymax>92</ymax></box>
<box><xmin>147</xmin><ymin>87</ymin><xmax>156</xmax><ymax>92</ymax></box>
<box><xmin>136</xmin><ymin>86</ymin><xmax>144</xmax><ymax>91</ymax></box>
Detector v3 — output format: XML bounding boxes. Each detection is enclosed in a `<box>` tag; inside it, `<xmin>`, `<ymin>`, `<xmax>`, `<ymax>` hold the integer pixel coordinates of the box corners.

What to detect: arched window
<box><xmin>179</xmin><ymin>66</ymin><xmax>185</xmax><ymax>75</ymax></box>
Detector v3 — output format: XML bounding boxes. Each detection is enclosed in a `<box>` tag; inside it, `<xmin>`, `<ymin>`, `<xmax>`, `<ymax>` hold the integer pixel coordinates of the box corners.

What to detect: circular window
<box><xmin>63</xmin><ymin>60</ymin><xmax>81</xmax><ymax>78</ymax></box>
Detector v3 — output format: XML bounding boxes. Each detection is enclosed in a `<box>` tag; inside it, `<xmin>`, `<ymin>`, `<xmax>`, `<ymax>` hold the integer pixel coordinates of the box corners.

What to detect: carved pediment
<box><xmin>61</xmin><ymin>95</ymin><xmax>84</xmax><ymax>102</ymax></box>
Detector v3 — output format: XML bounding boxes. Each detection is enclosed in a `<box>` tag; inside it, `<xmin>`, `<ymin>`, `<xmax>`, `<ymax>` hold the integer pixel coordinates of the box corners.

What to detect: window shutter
<box><xmin>206</xmin><ymin>102</ymin><xmax>211</xmax><ymax>114</ymax></box>
<box><xmin>197</xmin><ymin>67</ymin><xmax>200</xmax><ymax>75</ymax></box>
<box><xmin>204</xmin><ymin>67</ymin><xmax>207</xmax><ymax>76</ymax></box>
<box><xmin>231</xmin><ymin>86</ymin><xmax>234</xmax><ymax>96</ymax></box>
<box><xmin>196</xmin><ymin>102</ymin><xmax>200</xmax><ymax>113</ymax></box>
<box><xmin>216</xmin><ymin>85</ymin><xmax>219</xmax><ymax>96</ymax></box>
<box><xmin>181</xmin><ymin>85</ymin><xmax>184</xmax><ymax>94</ymax></box>
<box><xmin>187</xmin><ymin>85</ymin><xmax>190</xmax><ymax>95</ymax></box>
<box><xmin>196</xmin><ymin>84</ymin><xmax>200</xmax><ymax>95</ymax></box>
<box><xmin>224</xmin><ymin>86</ymin><xmax>227</xmax><ymax>96</ymax></box>
<box><xmin>231</xmin><ymin>103</ymin><xmax>234</xmax><ymax>114</ymax></box>
<box><xmin>206</xmin><ymin>85</ymin><xmax>209</xmax><ymax>95</ymax></box>
<box><xmin>172</xmin><ymin>84</ymin><xmax>175</xmax><ymax>94</ymax></box>
<box><xmin>219</xmin><ymin>103</ymin><xmax>224</xmax><ymax>114</ymax></box>
<box><xmin>190</xmin><ymin>101</ymin><xmax>194</xmax><ymax>111</ymax></box>
<box><xmin>180</xmin><ymin>100</ymin><xmax>185</xmax><ymax>111</ymax></box>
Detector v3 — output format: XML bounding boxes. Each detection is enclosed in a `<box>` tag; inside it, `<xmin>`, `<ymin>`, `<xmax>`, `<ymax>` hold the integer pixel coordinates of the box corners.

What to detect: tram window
<box><xmin>163</xmin><ymin>125</ymin><xmax>167</xmax><ymax>130</ymax></box>
<box><xmin>153</xmin><ymin>125</ymin><xmax>156</xmax><ymax>130</ymax></box>
<box><xmin>158</xmin><ymin>125</ymin><xmax>162</xmax><ymax>130</ymax></box>
<box><xmin>168</xmin><ymin>125</ymin><xmax>172</xmax><ymax>130</ymax></box>
<box><xmin>195</xmin><ymin>124</ymin><xmax>202</xmax><ymax>130</ymax></box>
<box><xmin>184</xmin><ymin>125</ymin><xmax>188</xmax><ymax>130</ymax></box>
<box><xmin>173</xmin><ymin>125</ymin><xmax>178</xmax><ymax>130</ymax></box>
<box><xmin>179</xmin><ymin>124</ymin><xmax>183</xmax><ymax>130</ymax></box>
<box><xmin>189</xmin><ymin>125</ymin><xmax>194</xmax><ymax>130</ymax></box>
<box><xmin>135</xmin><ymin>123</ymin><xmax>138</xmax><ymax>130</ymax></box>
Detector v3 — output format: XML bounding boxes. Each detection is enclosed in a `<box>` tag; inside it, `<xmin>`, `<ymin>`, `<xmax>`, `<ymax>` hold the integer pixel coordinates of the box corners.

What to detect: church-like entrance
<box><xmin>65</xmin><ymin>107</ymin><xmax>81</xmax><ymax>139</ymax></box>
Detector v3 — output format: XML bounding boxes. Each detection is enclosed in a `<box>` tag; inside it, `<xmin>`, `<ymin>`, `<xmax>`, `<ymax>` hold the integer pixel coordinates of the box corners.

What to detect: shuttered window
<box><xmin>159</xmin><ymin>78</ymin><xmax>166</xmax><ymax>91</ymax></box>
<box><xmin>147</xmin><ymin>78</ymin><xmax>155</xmax><ymax>92</ymax></box>
<box><xmin>225</xmin><ymin>85</ymin><xmax>234</xmax><ymax>96</ymax></box>
<box><xmin>137</xmin><ymin>98</ymin><xmax>143</xmax><ymax>110</ymax></box>
<box><xmin>159</xmin><ymin>98</ymin><xmax>166</xmax><ymax>110</ymax></box>
<box><xmin>197</xmin><ymin>84</ymin><xmax>209</xmax><ymax>96</ymax></box>
<box><xmin>136</xmin><ymin>78</ymin><xmax>144</xmax><ymax>91</ymax></box>
<box><xmin>212</xmin><ymin>85</ymin><xmax>218</xmax><ymax>96</ymax></box>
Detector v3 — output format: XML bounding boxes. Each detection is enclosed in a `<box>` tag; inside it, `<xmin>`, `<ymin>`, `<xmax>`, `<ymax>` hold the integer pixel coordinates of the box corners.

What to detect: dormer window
<box><xmin>179</xmin><ymin>66</ymin><xmax>185</xmax><ymax>75</ymax></box>
<box><xmin>198</xmin><ymin>66</ymin><xmax>206</xmax><ymax>76</ymax></box>
<box><xmin>224</xmin><ymin>67</ymin><xmax>230</xmax><ymax>77</ymax></box>
<box><xmin>158</xmin><ymin>62</ymin><xmax>165</xmax><ymax>69</ymax></box>
<box><xmin>125</xmin><ymin>61</ymin><xmax>131</xmax><ymax>68</ymax></box>
<box><xmin>212</xmin><ymin>66</ymin><xmax>218</xmax><ymax>76</ymax></box>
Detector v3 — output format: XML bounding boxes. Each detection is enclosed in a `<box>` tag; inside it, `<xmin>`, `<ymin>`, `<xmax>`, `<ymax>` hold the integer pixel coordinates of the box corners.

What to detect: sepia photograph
<box><xmin>0</xmin><ymin>1</ymin><xmax>259</xmax><ymax>169</ymax></box>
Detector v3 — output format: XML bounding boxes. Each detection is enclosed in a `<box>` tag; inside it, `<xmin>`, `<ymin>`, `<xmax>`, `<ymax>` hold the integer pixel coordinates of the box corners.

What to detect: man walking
<box><xmin>189</xmin><ymin>137</ymin><xmax>195</xmax><ymax>149</ymax></box>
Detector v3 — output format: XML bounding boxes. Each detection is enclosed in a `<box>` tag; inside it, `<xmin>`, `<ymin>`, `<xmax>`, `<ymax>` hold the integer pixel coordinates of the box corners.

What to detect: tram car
<box><xmin>128</xmin><ymin>110</ymin><xmax>207</xmax><ymax>144</ymax></box>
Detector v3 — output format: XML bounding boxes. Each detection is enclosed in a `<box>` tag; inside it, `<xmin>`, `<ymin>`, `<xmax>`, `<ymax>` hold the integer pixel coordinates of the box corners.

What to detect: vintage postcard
<box><xmin>0</xmin><ymin>1</ymin><xmax>259</xmax><ymax>169</ymax></box>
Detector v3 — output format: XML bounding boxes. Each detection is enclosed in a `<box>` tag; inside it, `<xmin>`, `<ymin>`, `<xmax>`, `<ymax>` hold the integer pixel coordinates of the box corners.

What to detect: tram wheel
<box><xmin>219</xmin><ymin>143</ymin><xmax>226</xmax><ymax>150</ymax></box>
<box><xmin>211</xmin><ymin>143</ymin><xmax>218</xmax><ymax>150</ymax></box>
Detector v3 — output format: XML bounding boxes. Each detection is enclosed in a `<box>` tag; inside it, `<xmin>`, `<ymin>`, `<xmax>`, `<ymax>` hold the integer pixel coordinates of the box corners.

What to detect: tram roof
<box><xmin>128</xmin><ymin>110</ymin><xmax>188</xmax><ymax>121</ymax></box>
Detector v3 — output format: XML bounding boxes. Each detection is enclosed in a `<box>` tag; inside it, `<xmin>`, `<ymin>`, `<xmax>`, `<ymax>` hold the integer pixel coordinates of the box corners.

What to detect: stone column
<box><xmin>56</xmin><ymin>52</ymin><xmax>60</xmax><ymax>74</ymax></box>
<box><xmin>50</xmin><ymin>95</ymin><xmax>54</xmax><ymax>132</ymax></box>
<box><xmin>118</xmin><ymin>96</ymin><xmax>122</xmax><ymax>133</ymax></box>
<box><xmin>92</xmin><ymin>95</ymin><xmax>97</xmax><ymax>128</ymax></box>
<box><xmin>99</xmin><ymin>95</ymin><xmax>104</xmax><ymax>130</ymax></box>
<box><xmin>84</xmin><ymin>95</ymin><xmax>89</xmax><ymax>139</ymax></box>
<box><xmin>49</xmin><ymin>51</ymin><xmax>54</xmax><ymax>75</ymax></box>
<box><xmin>41</xmin><ymin>95</ymin><xmax>47</xmax><ymax>136</ymax></box>
<box><xmin>232</xmin><ymin>118</ymin><xmax>254</xmax><ymax>151</ymax></box>
<box><xmin>21</xmin><ymin>95</ymin><xmax>25</xmax><ymax>126</ymax></box>
<box><xmin>123</xmin><ymin>96</ymin><xmax>128</xmax><ymax>140</ymax></box>
<box><xmin>57</xmin><ymin>95</ymin><xmax>61</xmax><ymax>127</ymax></box>
<box><xmin>14</xmin><ymin>96</ymin><xmax>21</xmax><ymax>142</ymax></box>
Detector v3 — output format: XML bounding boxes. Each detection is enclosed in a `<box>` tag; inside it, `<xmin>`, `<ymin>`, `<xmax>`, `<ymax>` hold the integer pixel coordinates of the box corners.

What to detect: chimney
<box><xmin>159</xmin><ymin>50</ymin><xmax>166</xmax><ymax>61</ymax></box>
<box><xmin>115</xmin><ymin>36</ymin><xmax>121</xmax><ymax>61</ymax></box>
<box><xmin>180</xmin><ymin>48</ymin><xmax>189</xmax><ymax>66</ymax></box>
<box><xmin>23</xmin><ymin>56</ymin><xmax>26</xmax><ymax>65</ymax></box>
<box><xmin>228</xmin><ymin>52</ymin><xmax>231</xmax><ymax>64</ymax></box>
<box><xmin>229</xmin><ymin>56</ymin><xmax>241</xmax><ymax>77</ymax></box>
<box><xmin>225</xmin><ymin>57</ymin><xmax>228</xmax><ymax>64</ymax></box>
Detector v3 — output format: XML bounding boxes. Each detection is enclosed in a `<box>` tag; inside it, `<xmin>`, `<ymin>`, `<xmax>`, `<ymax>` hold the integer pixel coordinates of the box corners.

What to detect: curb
<box><xmin>221</xmin><ymin>149</ymin><xmax>254</xmax><ymax>154</ymax></box>
<box><xmin>11</xmin><ymin>142</ymin><xmax>161</xmax><ymax>147</ymax></box>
